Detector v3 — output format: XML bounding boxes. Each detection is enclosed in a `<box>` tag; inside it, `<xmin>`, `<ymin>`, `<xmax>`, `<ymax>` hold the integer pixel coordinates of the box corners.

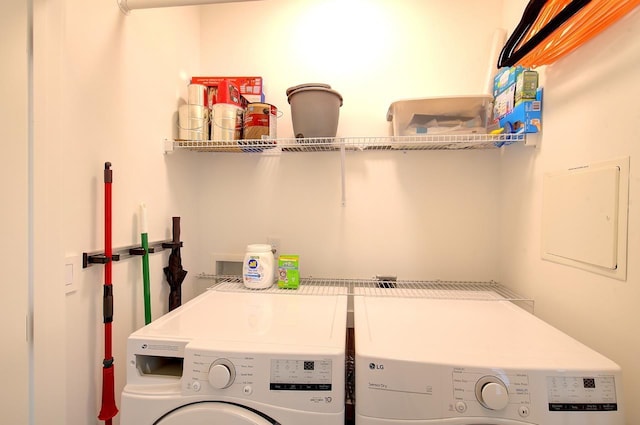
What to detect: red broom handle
<box><xmin>105</xmin><ymin>162</ymin><xmax>112</xmax><ymax>358</ymax></box>
<box><xmin>99</xmin><ymin>162</ymin><xmax>118</xmax><ymax>423</ymax></box>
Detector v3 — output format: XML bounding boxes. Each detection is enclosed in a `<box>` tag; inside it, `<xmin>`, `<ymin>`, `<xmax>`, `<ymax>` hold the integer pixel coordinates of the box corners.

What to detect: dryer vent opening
<box><xmin>136</xmin><ymin>355</ymin><xmax>184</xmax><ymax>378</ymax></box>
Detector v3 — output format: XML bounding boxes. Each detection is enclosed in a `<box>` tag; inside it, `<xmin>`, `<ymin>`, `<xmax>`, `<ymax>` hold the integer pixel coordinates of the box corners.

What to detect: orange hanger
<box><xmin>498</xmin><ymin>0</ymin><xmax>592</xmax><ymax>68</ymax></box>
<box><xmin>498</xmin><ymin>0</ymin><xmax>640</xmax><ymax>68</ymax></box>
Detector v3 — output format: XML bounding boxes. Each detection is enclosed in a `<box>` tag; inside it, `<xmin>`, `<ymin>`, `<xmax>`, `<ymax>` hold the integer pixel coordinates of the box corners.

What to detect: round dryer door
<box><xmin>156</xmin><ymin>402</ymin><xmax>276</xmax><ymax>425</ymax></box>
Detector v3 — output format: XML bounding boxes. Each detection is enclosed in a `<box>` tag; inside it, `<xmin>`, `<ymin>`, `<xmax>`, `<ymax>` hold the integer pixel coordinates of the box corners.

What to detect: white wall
<box><xmin>499</xmin><ymin>2</ymin><xmax>640</xmax><ymax>424</ymax></box>
<box><xmin>32</xmin><ymin>0</ymin><xmax>640</xmax><ymax>424</ymax></box>
<box><xmin>193</xmin><ymin>0</ymin><xmax>504</xmax><ymax>282</ymax></box>
<box><xmin>51</xmin><ymin>1</ymin><xmax>503</xmax><ymax>423</ymax></box>
<box><xmin>37</xmin><ymin>1</ymin><xmax>203</xmax><ymax>423</ymax></box>
<box><xmin>1</xmin><ymin>1</ymin><xmax>30</xmax><ymax>423</ymax></box>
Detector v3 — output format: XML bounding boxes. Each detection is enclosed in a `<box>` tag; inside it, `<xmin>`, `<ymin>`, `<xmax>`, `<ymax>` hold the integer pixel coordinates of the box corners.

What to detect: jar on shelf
<box><xmin>242</xmin><ymin>244</ymin><xmax>275</xmax><ymax>289</ymax></box>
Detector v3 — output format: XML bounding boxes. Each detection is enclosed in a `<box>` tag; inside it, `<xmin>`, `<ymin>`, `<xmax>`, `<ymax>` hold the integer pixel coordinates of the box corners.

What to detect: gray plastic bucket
<box><xmin>287</xmin><ymin>85</ymin><xmax>343</xmax><ymax>139</ymax></box>
<box><xmin>286</xmin><ymin>83</ymin><xmax>332</xmax><ymax>97</ymax></box>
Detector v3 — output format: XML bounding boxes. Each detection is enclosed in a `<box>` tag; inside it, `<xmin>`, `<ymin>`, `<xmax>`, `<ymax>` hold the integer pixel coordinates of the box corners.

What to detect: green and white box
<box><xmin>277</xmin><ymin>255</ymin><xmax>299</xmax><ymax>289</ymax></box>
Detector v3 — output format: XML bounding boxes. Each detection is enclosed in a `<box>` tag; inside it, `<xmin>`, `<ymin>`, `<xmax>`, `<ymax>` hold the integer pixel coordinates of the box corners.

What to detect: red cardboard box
<box><xmin>192</xmin><ymin>76</ymin><xmax>262</xmax><ymax>95</ymax></box>
<box><xmin>191</xmin><ymin>76</ymin><xmax>264</xmax><ymax>107</ymax></box>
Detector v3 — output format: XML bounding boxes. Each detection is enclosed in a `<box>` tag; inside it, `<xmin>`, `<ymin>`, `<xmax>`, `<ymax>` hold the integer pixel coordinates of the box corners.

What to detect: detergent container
<box><xmin>243</xmin><ymin>244</ymin><xmax>275</xmax><ymax>289</ymax></box>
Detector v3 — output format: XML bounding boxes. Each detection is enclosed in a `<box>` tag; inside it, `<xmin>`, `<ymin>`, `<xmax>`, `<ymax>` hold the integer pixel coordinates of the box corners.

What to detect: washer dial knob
<box><xmin>208</xmin><ymin>359</ymin><xmax>236</xmax><ymax>389</ymax></box>
<box><xmin>475</xmin><ymin>376</ymin><xmax>509</xmax><ymax>410</ymax></box>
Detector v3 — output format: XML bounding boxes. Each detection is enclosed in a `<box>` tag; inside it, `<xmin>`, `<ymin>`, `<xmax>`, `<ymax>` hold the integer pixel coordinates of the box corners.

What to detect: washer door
<box><xmin>156</xmin><ymin>402</ymin><xmax>277</xmax><ymax>425</ymax></box>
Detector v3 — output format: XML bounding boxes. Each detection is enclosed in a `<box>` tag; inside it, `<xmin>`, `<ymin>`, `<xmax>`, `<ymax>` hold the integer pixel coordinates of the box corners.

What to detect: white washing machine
<box><xmin>354</xmin><ymin>288</ymin><xmax>624</xmax><ymax>425</ymax></box>
<box><xmin>121</xmin><ymin>283</ymin><xmax>347</xmax><ymax>425</ymax></box>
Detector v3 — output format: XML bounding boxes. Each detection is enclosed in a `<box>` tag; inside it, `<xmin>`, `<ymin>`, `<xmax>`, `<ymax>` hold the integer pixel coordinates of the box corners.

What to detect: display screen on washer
<box><xmin>270</xmin><ymin>359</ymin><xmax>332</xmax><ymax>391</ymax></box>
<box><xmin>547</xmin><ymin>376</ymin><xmax>618</xmax><ymax>411</ymax></box>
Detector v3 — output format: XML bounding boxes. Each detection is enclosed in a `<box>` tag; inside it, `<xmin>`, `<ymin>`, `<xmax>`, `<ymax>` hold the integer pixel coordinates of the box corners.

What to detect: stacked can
<box><xmin>177</xmin><ymin>84</ymin><xmax>210</xmax><ymax>141</ymax></box>
<box><xmin>211</xmin><ymin>79</ymin><xmax>244</xmax><ymax>143</ymax></box>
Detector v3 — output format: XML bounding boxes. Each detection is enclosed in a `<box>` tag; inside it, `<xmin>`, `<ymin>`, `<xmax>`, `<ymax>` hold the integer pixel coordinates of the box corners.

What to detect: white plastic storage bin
<box><xmin>386</xmin><ymin>94</ymin><xmax>493</xmax><ymax>137</ymax></box>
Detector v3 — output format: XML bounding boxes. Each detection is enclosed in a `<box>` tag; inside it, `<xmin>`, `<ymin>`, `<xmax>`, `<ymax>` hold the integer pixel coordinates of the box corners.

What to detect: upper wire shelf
<box><xmin>165</xmin><ymin>134</ymin><xmax>527</xmax><ymax>153</ymax></box>
<box><xmin>199</xmin><ymin>275</ymin><xmax>534</xmax><ymax>310</ymax></box>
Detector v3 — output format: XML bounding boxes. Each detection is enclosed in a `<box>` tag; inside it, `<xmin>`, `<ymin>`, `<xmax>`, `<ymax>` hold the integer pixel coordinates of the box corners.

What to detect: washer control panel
<box><xmin>180</xmin><ymin>342</ymin><xmax>342</xmax><ymax>414</ymax></box>
<box><xmin>270</xmin><ymin>359</ymin><xmax>332</xmax><ymax>391</ymax></box>
<box><xmin>183</xmin><ymin>352</ymin><xmax>252</xmax><ymax>395</ymax></box>
<box><xmin>547</xmin><ymin>376</ymin><xmax>618</xmax><ymax>411</ymax></box>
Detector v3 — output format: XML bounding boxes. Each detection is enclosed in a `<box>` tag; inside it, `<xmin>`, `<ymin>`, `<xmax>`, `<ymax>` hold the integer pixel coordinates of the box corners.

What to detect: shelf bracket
<box><xmin>164</xmin><ymin>138</ymin><xmax>175</xmax><ymax>154</ymax></box>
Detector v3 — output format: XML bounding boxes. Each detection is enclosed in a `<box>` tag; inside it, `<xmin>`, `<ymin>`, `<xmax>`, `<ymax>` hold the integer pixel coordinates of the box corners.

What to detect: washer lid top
<box><xmin>132</xmin><ymin>289</ymin><xmax>347</xmax><ymax>350</ymax></box>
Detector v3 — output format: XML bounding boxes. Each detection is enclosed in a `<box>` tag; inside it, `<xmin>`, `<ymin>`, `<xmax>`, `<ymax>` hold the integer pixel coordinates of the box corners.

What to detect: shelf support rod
<box><xmin>118</xmin><ymin>0</ymin><xmax>261</xmax><ymax>14</ymax></box>
<box><xmin>340</xmin><ymin>140</ymin><xmax>347</xmax><ymax>207</ymax></box>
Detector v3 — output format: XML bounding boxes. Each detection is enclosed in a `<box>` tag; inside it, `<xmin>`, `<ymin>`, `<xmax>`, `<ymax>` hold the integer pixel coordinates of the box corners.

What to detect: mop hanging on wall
<box><xmin>498</xmin><ymin>0</ymin><xmax>640</xmax><ymax>68</ymax></box>
<box><xmin>98</xmin><ymin>162</ymin><xmax>118</xmax><ymax>424</ymax></box>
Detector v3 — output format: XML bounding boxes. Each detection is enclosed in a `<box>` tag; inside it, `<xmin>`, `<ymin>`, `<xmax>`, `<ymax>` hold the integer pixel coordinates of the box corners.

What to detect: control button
<box><xmin>191</xmin><ymin>380</ymin><xmax>201</xmax><ymax>392</ymax></box>
<box><xmin>243</xmin><ymin>385</ymin><xmax>253</xmax><ymax>395</ymax></box>
<box><xmin>518</xmin><ymin>405</ymin><xmax>530</xmax><ymax>417</ymax></box>
<box><xmin>482</xmin><ymin>382</ymin><xmax>509</xmax><ymax>410</ymax></box>
<box><xmin>209</xmin><ymin>364</ymin><xmax>231</xmax><ymax>388</ymax></box>
<box><xmin>208</xmin><ymin>358</ymin><xmax>236</xmax><ymax>389</ymax></box>
<box><xmin>455</xmin><ymin>401</ymin><xmax>467</xmax><ymax>413</ymax></box>
<box><xmin>475</xmin><ymin>376</ymin><xmax>509</xmax><ymax>411</ymax></box>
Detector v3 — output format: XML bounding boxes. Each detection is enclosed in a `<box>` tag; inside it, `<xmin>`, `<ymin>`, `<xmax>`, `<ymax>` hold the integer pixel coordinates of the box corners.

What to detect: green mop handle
<box><xmin>140</xmin><ymin>203</ymin><xmax>151</xmax><ymax>325</ymax></box>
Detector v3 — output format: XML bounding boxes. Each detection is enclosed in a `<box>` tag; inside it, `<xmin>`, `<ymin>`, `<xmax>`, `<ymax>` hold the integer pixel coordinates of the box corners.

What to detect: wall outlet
<box><xmin>267</xmin><ymin>236</ymin><xmax>281</xmax><ymax>254</ymax></box>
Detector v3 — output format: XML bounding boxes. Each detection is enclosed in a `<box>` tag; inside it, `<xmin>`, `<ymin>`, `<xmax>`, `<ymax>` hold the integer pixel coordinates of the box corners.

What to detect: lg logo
<box><xmin>369</xmin><ymin>362</ymin><xmax>384</xmax><ymax>370</ymax></box>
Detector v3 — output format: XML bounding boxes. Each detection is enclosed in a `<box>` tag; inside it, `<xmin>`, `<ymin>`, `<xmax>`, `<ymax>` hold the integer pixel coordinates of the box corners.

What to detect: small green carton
<box><xmin>278</xmin><ymin>255</ymin><xmax>299</xmax><ymax>289</ymax></box>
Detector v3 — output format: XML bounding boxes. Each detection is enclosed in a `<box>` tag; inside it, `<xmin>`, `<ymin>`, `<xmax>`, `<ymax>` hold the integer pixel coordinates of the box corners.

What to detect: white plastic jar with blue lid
<box><xmin>242</xmin><ymin>244</ymin><xmax>275</xmax><ymax>289</ymax></box>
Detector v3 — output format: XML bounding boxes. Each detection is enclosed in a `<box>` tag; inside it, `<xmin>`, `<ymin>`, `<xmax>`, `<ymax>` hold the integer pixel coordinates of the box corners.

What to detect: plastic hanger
<box><xmin>497</xmin><ymin>0</ymin><xmax>592</xmax><ymax>68</ymax></box>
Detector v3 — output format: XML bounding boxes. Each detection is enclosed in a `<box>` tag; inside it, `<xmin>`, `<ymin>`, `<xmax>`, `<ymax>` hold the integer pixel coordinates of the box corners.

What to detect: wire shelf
<box><xmin>167</xmin><ymin>134</ymin><xmax>527</xmax><ymax>153</ymax></box>
<box><xmin>199</xmin><ymin>275</ymin><xmax>533</xmax><ymax>307</ymax></box>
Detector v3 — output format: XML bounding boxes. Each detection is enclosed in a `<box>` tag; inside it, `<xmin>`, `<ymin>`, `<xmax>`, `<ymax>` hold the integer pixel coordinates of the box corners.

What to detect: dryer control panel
<box><xmin>452</xmin><ymin>367</ymin><xmax>532</xmax><ymax>418</ymax></box>
<box><xmin>448</xmin><ymin>367</ymin><xmax>620</xmax><ymax>422</ymax></box>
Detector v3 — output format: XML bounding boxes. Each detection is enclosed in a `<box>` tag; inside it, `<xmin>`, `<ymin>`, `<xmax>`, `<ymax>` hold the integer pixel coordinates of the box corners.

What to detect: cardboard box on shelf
<box><xmin>494</xmin><ymin>84</ymin><xmax>516</xmax><ymax>121</ymax></box>
<box><xmin>493</xmin><ymin>67</ymin><xmax>538</xmax><ymax>120</ymax></box>
<box><xmin>191</xmin><ymin>76</ymin><xmax>264</xmax><ymax>106</ymax></box>
<box><xmin>515</xmin><ymin>70</ymin><xmax>539</xmax><ymax>104</ymax></box>
<box><xmin>493</xmin><ymin>66</ymin><xmax>525</xmax><ymax>97</ymax></box>
<box><xmin>498</xmin><ymin>88</ymin><xmax>543</xmax><ymax>134</ymax></box>
<box><xmin>277</xmin><ymin>255</ymin><xmax>299</xmax><ymax>289</ymax></box>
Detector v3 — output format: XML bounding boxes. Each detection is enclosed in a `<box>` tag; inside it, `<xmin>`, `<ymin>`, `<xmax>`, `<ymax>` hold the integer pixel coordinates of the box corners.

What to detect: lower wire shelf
<box><xmin>198</xmin><ymin>274</ymin><xmax>534</xmax><ymax>310</ymax></box>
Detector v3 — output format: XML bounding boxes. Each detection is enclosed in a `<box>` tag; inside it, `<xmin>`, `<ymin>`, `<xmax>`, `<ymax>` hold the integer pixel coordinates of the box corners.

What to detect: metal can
<box><xmin>243</xmin><ymin>103</ymin><xmax>277</xmax><ymax>141</ymax></box>
<box><xmin>187</xmin><ymin>83</ymin><xmax>208</xmax><ymax>106</ymax></box>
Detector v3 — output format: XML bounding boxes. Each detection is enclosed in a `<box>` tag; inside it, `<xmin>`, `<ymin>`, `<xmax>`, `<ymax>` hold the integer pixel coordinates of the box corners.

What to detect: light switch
<box><xmin>65</xmin><ymin>263</ymin><xmax>73</xmax><ymax>286</ymax></box>
<box><xmin>64</xmin><ymin>255</ymin><xmax>81</xmax><ymax>294</ymax></box>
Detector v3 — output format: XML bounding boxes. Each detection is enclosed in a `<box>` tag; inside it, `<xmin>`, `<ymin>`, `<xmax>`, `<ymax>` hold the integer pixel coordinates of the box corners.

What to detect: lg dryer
<box><xmin>121</xmin><ymin>283</ymin><xmax>347</xmax><ymax>425</ymax></box>
<box><xmin>354</xmin><ymin>288</ymin><xmax>624</xmax><ymax>425</ymax></box>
